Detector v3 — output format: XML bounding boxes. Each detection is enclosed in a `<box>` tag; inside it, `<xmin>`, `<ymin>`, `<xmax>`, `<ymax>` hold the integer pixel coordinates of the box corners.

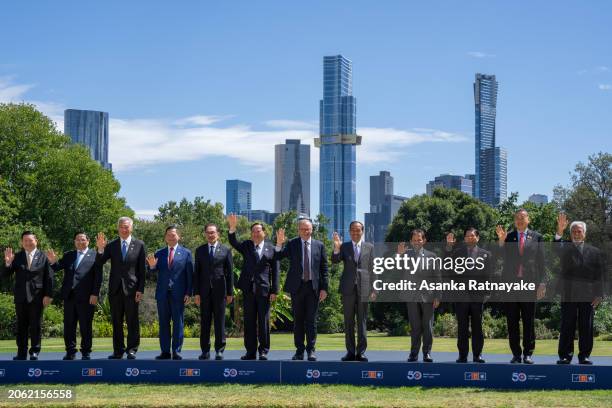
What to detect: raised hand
<box><xmin>46</xmin><ymin>249</ymin><xmax>57</xmax><ymax>264</ymax></box>
<box><xmin>276</xmin><ymin>228</ymin><xmax>286</xmax><ymax>247</ymax></box>
<box><xmin>146</xmin><ymin>254</ymin><xmax>158</xmax><ymax>269</ymax></box>
<box><xmin>446</xmin><ymin>232</ymin><xmax>455</xmax><ymax>245</ymax></box>
<box><xmin>96</xmin><ymin>232</ymin><xmax>107</xmax><ymax>252</ymax></box>
<box><xmin>332</xmin><ymin>232</ymin><xmax>342</xmax><ymax>252</ymax></box>
<box><xmin>227</xmin><ymin>213</ymin><xmax>238</xmax><ymax>232</ymax></box>
<box><xmin>397</xmin><ymin>241</ymin><xmax>407</xmax><ymax>255</ymax></box>
<box><xmin>495</xmin><ymin>225</ymin><xmax>507</xmax><ymax>243</ymax></box>
<box><xmin>557</xmin><ymin>212</ymin><xmax>569</xmax><ymax>236</ymax></box>
<box><xmin>4</xmin><ymin>247</ymin><xmax>14</xmax><ymax>265</ymax></box>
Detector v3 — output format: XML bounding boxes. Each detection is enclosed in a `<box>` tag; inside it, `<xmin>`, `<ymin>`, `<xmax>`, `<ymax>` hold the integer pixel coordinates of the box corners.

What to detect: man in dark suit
<box><xmin>146</xmin><ymin>225</ymin><xmax>193</xmax><ymax>360</ymax></box>
<box><xmin>275</xmin><ymin>218</ymin><xmax>329</xmax><ymax>361</ymax></box>
<box><xmin>2</xmin><ymin>231</ymin><xmax>53</xmax><ymax>360</ymax></box>
<box><xmin>331</xmin><ymin>221</ymin><xmax>375</xmax><ymax>362</ymax></box>
<box><xmin>228</xmin><ymin>214</ymin><xmax>280</xmax><ymax>360</ymax></box>
<box><xmin>194</xmin><ymin>223</ymin><xmax>233</xmax><ymax>360</ymax></box>
<box><xmin>496</xmin><ymin>208</ymin><xmax>547</xmax><ymax>364</ymax></box>
<box><xmin>96</xmin><ymin>216</ymin><xmax>147</xmax><ymax>359</ymax></box>
<box><xmin>398</xmin><ymin>229</ymin><xmax>441</xmax><ymax>363</ymax></box>
<box><xmin>47</xmin><ymin>232</ymin><xmax>102</xmax><ymax>360</ymax></box>
<box><xmin>452</xmin><ymin>228</ymin><xmax>492</xmax><ymax>364</ymax></box>
<box><xmin>554</xmin><ymin>213</ymin><xmax>605</xmax><ymax>365</ymax></box>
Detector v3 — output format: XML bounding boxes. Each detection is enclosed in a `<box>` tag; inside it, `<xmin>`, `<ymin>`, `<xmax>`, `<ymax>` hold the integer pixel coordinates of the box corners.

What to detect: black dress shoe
<box><xmin>557</xmin><ymin>357</ymin><xmax>571</xmax><ymax>364</ymax></box>
<box><xmin>510</xmin><ymin>355</ymin><xmax>522</xmax><ymax>364</ymax></box>
<box><xmin>423</xmin><ymin>353</ymin><xmax>433</xmax><ymax>363</ymax></box>
<box><xmin>13</xmin><ymin>355</ymin><xmax>27</xmax><ymax>361</ymax></box>
<box><xmin>579</xmin><ymin>358</ymin><xmax>593</xmax><ymax>365</ymax></box>
<box><xmin>240</xmin><ymin>354</ymin><xmax>256</xmax><ymax>360</ymax></box>
<box><xmin>407</xmin><ymin>353</ymin><xmax>418</xmax><ymax>362</ymax></box>
<box><xmin>215</xmin><ymin>352</ymin><xmax>223</xmax><ymax>361</ymax></box>
<box><xmin>108</xmin><ymin>353</ymin><xmax>123</xmax><ymax>359</ymax></box>
<box><xmin>29</xmin><ymin>353</ymin><xmax>39</xmax><ymax>361</ymax></box>
<box><xmin>341</xmin><ymin>353</ymin><xmax>356</xmax><ymax>362</ymax></box>
<box><xmin>172</xmin><ymin>353</ymin><xmax>183</xmax><ymax>360</ymax></box>
<box><xmin>155</xmin><ymin>352</ymin><xmax>172</xmax><ymax>360</ymax></box>
<box><xmin>456</xmin><ymin>357</ymin><xmax>468</xmax><ymax>363</ymax></box>
<box><xmin>198</xmin><ymin>352</ymin><xmax>210</xmax><ymax>360</ymax></box>
<box><xmin>292</xmin><ymin>352</ymin><xmax>304</xmax><ymax>361</ymax></box>
<box><xmin>259</xmin><ymin>353</ymin><xmax>268</xmax><ymax>361</ymax></box>
<box><xmin>356</xmin><ymin>354</ymin><xmax>368</xmax><ymax>362</ymax></box>
<box><xmin>126</xmin><ymin>351</ymin><xmax>136</xmax><ymax>360</ymax></box>
<box><xmin>473</xmin><ymin>356</ymin><xmax>486</xmax><ymax>364</ymax></box>
<box><xmin>62</xmin><ymin>353</ymin><xmax>76</xmax><ymax>361</ymax></box>
<box><xmin>307</xmin><ymin>351</ymin><xmax>317</xmax><ymax>362</ymax></box>
<box><xmin>523</xmin><ymin>355</ymin><xmax>534</xmax><ymax>364</ymax></box>
<box><xmin>81</xmin><ymin>354</ymin><xmax>91</xmax><ymax>360</ymax></box>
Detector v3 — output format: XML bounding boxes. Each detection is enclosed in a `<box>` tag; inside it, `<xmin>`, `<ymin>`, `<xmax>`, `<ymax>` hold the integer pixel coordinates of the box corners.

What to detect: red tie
<box><xmin>168</xmin><ymin>247</ymin><xmax>174</xmax><ymax>268</ymax></box>
<box><xmin>517</xmin><ymin>232</ymin><xmax>525</xmax><ymax>277</ymax></box>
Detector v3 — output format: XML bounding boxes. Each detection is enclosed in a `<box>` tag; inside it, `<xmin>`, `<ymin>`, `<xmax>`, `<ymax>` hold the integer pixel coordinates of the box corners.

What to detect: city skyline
<box><xmin>2</xmin><ymin>1</ymin><xmax>610</xmax><ymax>222</ymax></box>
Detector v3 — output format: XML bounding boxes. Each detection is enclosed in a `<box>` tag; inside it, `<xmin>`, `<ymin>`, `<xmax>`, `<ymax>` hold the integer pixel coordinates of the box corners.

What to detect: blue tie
<box><xmin>122</xmin><ymin>241</ymin><xmax>128</xmax><ymax>260</ymax></box>
<box><xmin>75</xmin><ymin>251</ymin><xmax>85</xmax><ymax>269</ymax></box>
<box><xmin>209</xmin><ymin>245</ymin><xmax>214</xmax><ymax>260</ymax></box>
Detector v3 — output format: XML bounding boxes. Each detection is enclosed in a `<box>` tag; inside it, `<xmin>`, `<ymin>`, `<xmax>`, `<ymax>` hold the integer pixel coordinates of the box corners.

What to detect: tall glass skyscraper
<box><xmin>315</xmin><ymin>55</ymin><xmax>361</xmax><ymax>239</ymax></box>
<box><xmin>64</xmin><ymin>109</ymin><xmax>111</xmax><ymax>170</ymax></box>
<box><xmin>474</xmin><ymin>74</ymin><xmax>507</xmax><ymax>206</ymax></box>
<box><xmin>226</xmin><ymin>179</ymin><xmax>252</xmax><ymax>215</ymax></box>
<box><xmin>275</xmin><ymin>139</ymin><xmax>310</xmax><ymax>216</ymax></box>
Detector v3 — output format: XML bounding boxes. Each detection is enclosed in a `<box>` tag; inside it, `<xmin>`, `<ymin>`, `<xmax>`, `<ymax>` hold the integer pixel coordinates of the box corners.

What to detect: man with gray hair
<box><xmin>96</xmin><ymin>216</ymin><xmax>147</xmax><ymax>359</ymax></box>
<box><xmin>554</xmin><ymin>213</ymin><xmax>605</xmax><ymax>365</ymax></box>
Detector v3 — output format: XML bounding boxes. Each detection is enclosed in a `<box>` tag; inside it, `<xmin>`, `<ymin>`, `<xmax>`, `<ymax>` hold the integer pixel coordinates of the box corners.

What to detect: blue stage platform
<box><xmin>1</xmin><ymin>351</ymin><xmax>610</xmax><ymax>389</ymax></box>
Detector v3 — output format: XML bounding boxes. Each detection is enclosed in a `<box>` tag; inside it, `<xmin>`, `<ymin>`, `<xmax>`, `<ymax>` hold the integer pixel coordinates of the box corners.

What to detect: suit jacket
<box><xmin>52</xmin><ymin>248</ymin><xmax>102</xmax><ymax>302</ymax></box>
<box><xmin>499</xmin><ymin>229</ymin><xmax>546</xmax><ymax>286</ymax></box>
<box><xmin>96</xmin><ymin>237</ymin><xmax>147</xmax><ymax>296</ymax></box>
<box><xmin>554</xmin><ymin>238</ymin><xmax>605</xmax><ymax>301</ymax></box>
<box><xmin>405</xmin><ymin>247</ymin><xmax>442</xmax><ymax>303</ymax></box>
<box><xmin>229</xmin><ymin>233</ymin><xmax>280</xmax><ymax>297</ymax></box>
<box><xmin>194</xmin><ymin>242</ymin><xmax>233</xmax><ymax>297</ymax></box>
<box><xmin>275</xmin><ymin>237</ymin><xmax>329</xmax><ymax>294</ymax></box>
<box><xmin>149</xmin><ymin>245</ymin><xmax>193</xmax><ymax>301</ymax></box>
<box><xmin>331</xmin><ymin>241</ymin><xmax>375</xmax><ymax>296</ymax></box>
<box><xmin>2</xmin><ymin>249</ymin><xmax>53</xmax><ymax>303</ymax></box>
<box><xmin>451</xmin><ymin>245</ymin><xmax>493</xmax><ymax>302</ymax></box>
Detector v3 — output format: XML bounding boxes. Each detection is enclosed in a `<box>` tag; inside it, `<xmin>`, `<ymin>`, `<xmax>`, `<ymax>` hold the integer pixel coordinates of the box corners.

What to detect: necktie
<box><xmin>255</xmin><ymin>245</ymin><xmax>261</xmax><ymax>260</ymax></box>
<box><xmin>75</xmin><ymin>251</ymin><xmax>85</xmax><ymax>269</ymax></box>
<box><xmin>209</xmin><ymin>245</ymin><xmax>214</xmax><ymax>260</ymax></box>
<box><xmin>168</xmin><ymin>247</ymin><xmax>175</xmax><ymax>268</ymax></box>
<box><xmin>121</xmin><ymin>241</ymin><xmax>128</xmax><ymax>261</ymax></box>
<box><xmin>517</xmin><ymin>232</ymin><xmax>525</xmax><ymax>277</ymax></box>
<box><xmin>303</xmin><ymin>241</ymin><xmax>310</xmax><ymax>281</ymax></box>
<box><xmin>27</xmin><ymin>252</ymin><xmax>33</xmax><ymax>269</ymax></box>
<box><xmin>354</xmin><ymin>243</ymin><xmax>360</xmax><ymax>263</ymax></box>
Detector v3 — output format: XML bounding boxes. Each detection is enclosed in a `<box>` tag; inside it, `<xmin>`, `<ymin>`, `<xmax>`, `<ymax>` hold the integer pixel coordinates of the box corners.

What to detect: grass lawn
<box><xmin>0</xmin><ymin>384</ymin><xmax>611</xmax><ymax>407</ymax></box>
<box><xmin>1</xmin><ymin>332</ymin><xmax>611</xmax><ymax>355</ymax></box>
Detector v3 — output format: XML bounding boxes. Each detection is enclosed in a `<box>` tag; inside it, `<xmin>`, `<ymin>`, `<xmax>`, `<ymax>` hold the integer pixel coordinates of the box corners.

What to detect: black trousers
<box><xmin>407</xmin><ymin>302</ymin><xmax>434</xmax><ymax>354</ymax></box>
<box><xmin>455</xmin><ymin>302</ymin><xmax>484</xmax><ymax>358</ymax></box>
<box><xmin>200</xmin><ymin>290</ymin><xmax>226</xmax><ymax>353</ymax></box>
<box><xmin>505</xmin><ymin>301</ymin><xmax>535</xmax><ymax>357</ymax></box>
<box><xmin>558</xmin><ymin>302</ymin><xmax>594</xmax><ymax>361</ymax></box>
<box><xmin>243</xmin><ymin>289</ymin><xmax>271</xmax><ymax>356</ymax></box>
<box><xmin>342</xmin><ymin>285</ymin><xmax>368</xmax><ymax>356</ymax></box>
<box><xmin>291</xmin><ymin>281</ymin><xmax>319</xmax><ymax>354</ymax></box>
<box><xmin>64</xmin><ymin>294</ymin><xmax>95</xmax><ymax>354</ymax></box>
<box><xmin>15</xmin><ymin>297</ymin><xmax>43</xmax><ymax>356</ymax></box>
<box><xmin>109</xmin><ymin>291</ymin><xmax>140</xmax><ymax>355</ymax></box>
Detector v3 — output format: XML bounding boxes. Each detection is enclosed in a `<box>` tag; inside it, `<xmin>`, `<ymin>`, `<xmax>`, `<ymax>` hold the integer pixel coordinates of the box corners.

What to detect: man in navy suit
<box><xmin>228</xmin><ymin>214</ymin><xmax>280</xmax><ymax>360</ymax></box>
<box><xmin>496</xmin><ymin>208</ymin><xmax>547</xmax><ymax>364</ymax></box>
<box><xmin>47</xmin><ymin>232</ymin><xmax>102</xmax><ymax>360</ymax></box>
<box><xmin>194</xmin><ymin>223</ymin><xmax>233</xmax><ymax>360</ymax></box>
<box><xmin>3</xmin><ymin>231</ymin><xmax>54</xmax><ymax>361</ymax></box>
<box><xmin>96</xmin><ymin>216</ymin><xmax>147</xmax><ymax>360</ymax></box>
<box><xmin>146</xmin><ymin>225</ymin><xmax>193</xmax><ymax>360</ymax></box>
<box><xmin>275</xmin><ymin>218</ymin><xmax>328</xmax><ymax>361</ymax></box>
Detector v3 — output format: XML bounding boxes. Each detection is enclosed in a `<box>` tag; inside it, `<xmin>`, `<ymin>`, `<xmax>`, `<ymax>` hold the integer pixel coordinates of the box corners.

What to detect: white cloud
<box><xmin>134</xmin><ymin>209</ymin><xmax>158</xmax><ymax>220</ymax></box>
<box><xmin>467</xmin><ymin>51</ymin><xmax>496</xmax><ymax>58</ymax></box>
<box><xmin>0</xmin><ymin>75</ymin><xmax>468</xmax><ymax>173</ymax></box>
<box><xmin>263</xmin><ymin>119</ymin><xmax>317</xmax><ymax>130</ymax></box>
<box><xmin>599</xmin><ymin>84</ymin><xmax>612</xmax><ymax>91</ymax></box>
<box><xmin>578</xmin><ymin>66</ymin><xmax>610</xmax><ymax>75</ymax></box>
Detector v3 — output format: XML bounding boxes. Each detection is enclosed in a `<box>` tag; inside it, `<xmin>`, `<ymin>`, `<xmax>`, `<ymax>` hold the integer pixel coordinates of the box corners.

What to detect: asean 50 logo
<box><xmin>306</xmin><ymin>369</ymin><xmax>321</xmax><ymax>379</ymax></box>
<box><xmin>511</xmin><ymin>372</ymin><xmax>527</xmax><ymax>382</ymax></box>
<box><xmin>407</xmin><ymin>370</ymin><xmax>422</xmax><ymax>380</ymax></box>
<box><xmin>125</xmin><ymin>367</ymin><xmax>140</xmax><ymax>377</ymax></box>
<box><xmin>223</xmin><ymin>368</ymin><xmax>238</xmax><ymax>378</ymax></box>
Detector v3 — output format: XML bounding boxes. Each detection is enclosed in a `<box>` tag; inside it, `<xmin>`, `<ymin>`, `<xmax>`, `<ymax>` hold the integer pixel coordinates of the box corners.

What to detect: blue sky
<box><xmin>1</xmin><ymin>1</ymin><xmax>611</xmax><ymax>220</ymax></box>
